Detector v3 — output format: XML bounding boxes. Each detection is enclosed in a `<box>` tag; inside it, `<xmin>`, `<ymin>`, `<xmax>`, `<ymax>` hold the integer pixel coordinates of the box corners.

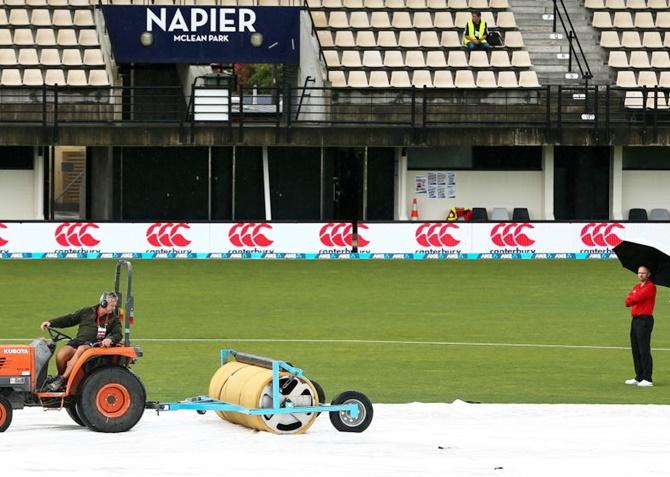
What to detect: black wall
<box><xmin>121</xmin><ymin>147</ymin><xmax>209</xmax><ymax>220</ymax></box>
<box><xmin>268</xmin><ymin>147</ymin><xmax>320</xmax><ymax>220</ymax></box>
<box><xmin>554</xmin><ymin>146</ymin><xmax>611</xmax><ymax>220</ymax></box>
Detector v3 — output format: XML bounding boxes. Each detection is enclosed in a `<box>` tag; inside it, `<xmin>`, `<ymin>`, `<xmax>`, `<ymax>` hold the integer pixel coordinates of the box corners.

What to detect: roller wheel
<box><xmin>65</xmin><ymin>403</ymin><xmax>86</xmax><ymax>427</ymax></box>
<box><xmin>310</xmin><ymin>380</ymin><xmax>326</xmax><ymax>416</ymax></box>
<box><xmin>77</xmin><ymin>367</ymin><xmax>146</xmax><ymax>433</ymax></box>
<box><xmin>329</xmin><ymin>391</ymin><xmax>373</xmax><ymax>433</ymax></box>
<box><xmin>257</xmin><ymin>376</ymin><xmax>320</xmax><ymax>434</ymax></box>
<box><xmin>0</xmin><ymin>396</ymin><xmax>12</xmax><ymax>432</ymax></box>
<box><xmin>311</xmin><ymin>380</ymin><xmax>326</xmax><ymax>404</ymax></box>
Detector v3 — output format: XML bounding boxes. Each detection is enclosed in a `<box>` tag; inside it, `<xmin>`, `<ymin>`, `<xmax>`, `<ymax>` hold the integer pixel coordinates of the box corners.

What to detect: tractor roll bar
<box><xmin>114</xmin><ymin>260</ymin><xmax>135</xmax><ymax>347</ymax></box>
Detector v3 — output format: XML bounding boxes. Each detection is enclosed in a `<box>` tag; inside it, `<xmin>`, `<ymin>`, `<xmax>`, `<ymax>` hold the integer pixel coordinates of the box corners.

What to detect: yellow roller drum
<box><xmin>236</xmin><ymin>367</ymin><xmax>275</xmax><ymax>430</ymax></box>
<box><xmin>220</xmin><ymin>364</ymin><xmax>268</xmax><ymax>426</ymax></box>
<box><xmin>208</xmin><ymin>361</ymin><xmax>247</xmax><ymax>422</ymax></box>
<box><xmin>208</xmin><ymin>362</ymin><xmax>320</xmax><ymax>434</ymax></box>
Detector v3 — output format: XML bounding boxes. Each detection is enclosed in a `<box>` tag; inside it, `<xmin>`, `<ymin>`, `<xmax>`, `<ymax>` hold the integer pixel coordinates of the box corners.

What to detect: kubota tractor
<box><xmin>0</xmin><ymin>260</ymin><xmax>146</xmax><ymax>433</ymax></box>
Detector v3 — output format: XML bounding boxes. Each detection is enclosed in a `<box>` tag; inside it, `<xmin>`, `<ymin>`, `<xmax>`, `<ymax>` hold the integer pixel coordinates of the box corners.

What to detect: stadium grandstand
<box><xmin>0</xmin><ymin>0</ymin><xmax>668</xmax><ymax>229</ymax></box>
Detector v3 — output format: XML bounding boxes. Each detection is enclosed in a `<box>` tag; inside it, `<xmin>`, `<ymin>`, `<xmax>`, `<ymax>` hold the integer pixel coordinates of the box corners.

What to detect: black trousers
<box><xmin>630</xmin><ymin>315</ymin><xmax>654</xmax><ymax>382</ymax></box>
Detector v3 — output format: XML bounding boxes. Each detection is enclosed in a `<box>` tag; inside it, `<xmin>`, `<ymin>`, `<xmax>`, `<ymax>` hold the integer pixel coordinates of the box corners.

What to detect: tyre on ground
<box><xmin>0</xmin><ymin>395</ymin><xmax>12</xmax><ymax>432</ymax></box>
<box><xmin>65</xmin><ymin>402</ymin><xmax>86</xmax><ymax>427</ymax></box>
<box><xmin>77</xmin><ymin>366</ymin><xmax>146</xmax><ymax>433</ymax></box>
<box><xmin>329</xmin><ymin>390</ymin><xmax>373</xmax><ymax>433</ymax></box>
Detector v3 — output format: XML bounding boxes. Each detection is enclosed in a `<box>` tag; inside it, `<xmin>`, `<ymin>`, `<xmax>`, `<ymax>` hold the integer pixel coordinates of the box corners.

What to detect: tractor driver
<box><xmin>40</xmin><ymin>292</ymin><xmax>122</xmax><ymax>392</ymax></box>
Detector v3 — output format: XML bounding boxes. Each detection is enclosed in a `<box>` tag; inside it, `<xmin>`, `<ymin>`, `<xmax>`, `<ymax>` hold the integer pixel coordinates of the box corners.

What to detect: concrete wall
<box><xmin>0</xmin><ymin>170</ymin><xmax>37</xmax><ymax>219</ymax></box>
<box><xmin>405</xmin><ymin>170</ymin><xmax>544</xmax><ymax>221</ymax></box>
<box><xmin>622</xmin><ymin>170</ymin><xmax>670</xmax><ymax>216</ymax></box>
<box><xmin>0</xmin><ymin>147</ymin><xmax>43</xmax><ymax>220</ymax></box>
<box><xmin>298</xmin><ymin>11</ymin><xmax>325</xmax><ymax>89</ymax></box>
<box><xmin>296</xmin><ymin>11</ymin><xmax>327</xmax><ymax>122</ymax></box>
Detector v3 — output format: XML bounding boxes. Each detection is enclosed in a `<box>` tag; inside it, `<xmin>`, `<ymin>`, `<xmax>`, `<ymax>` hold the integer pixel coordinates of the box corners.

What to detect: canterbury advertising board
<box><xmin>103</xmin><ymin>6</ymin><xmax>300</xmax><ymax>64</ymax></box>
<box><xmin>0</xmin><ymin>222</ymin><xmax>352</xmax><ymax>257</ymax></box>
<box><xmin>358</xmin><ymin>222</ymin><xmax>670</xmax><ymax>256</ymax></box>
<box><xmin>1</xmin><ymin>222</ymin><xmax>669</xmax><ymax>258</ymax></box>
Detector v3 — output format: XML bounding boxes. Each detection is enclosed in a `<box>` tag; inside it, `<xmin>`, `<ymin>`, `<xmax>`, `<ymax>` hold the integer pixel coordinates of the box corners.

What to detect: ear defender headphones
<box><xmin>99</xmin><ymin>292</ymin><xmax>118</xmax><ymax>308</ymax></box>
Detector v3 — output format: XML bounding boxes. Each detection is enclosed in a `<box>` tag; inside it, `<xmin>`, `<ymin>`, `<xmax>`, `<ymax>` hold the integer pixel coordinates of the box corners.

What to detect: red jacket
<box><xmin>625</xmin><ymin>280</ymin><xmax>656</xmax><ymax>317</ymax></box>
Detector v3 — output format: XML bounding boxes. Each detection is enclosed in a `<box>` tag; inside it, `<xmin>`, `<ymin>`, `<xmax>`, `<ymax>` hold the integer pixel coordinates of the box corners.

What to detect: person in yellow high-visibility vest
<box><xmin>463</xmin><ymin>11</ymin><xmax>490</xmax><ymax>51</ymax></box>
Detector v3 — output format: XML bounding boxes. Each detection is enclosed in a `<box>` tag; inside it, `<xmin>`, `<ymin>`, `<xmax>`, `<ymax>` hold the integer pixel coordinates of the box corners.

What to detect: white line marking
<box><xmin>2</xmin><ymin>338</ymin><xmax>669</xmax><ymax>351</ymax></box>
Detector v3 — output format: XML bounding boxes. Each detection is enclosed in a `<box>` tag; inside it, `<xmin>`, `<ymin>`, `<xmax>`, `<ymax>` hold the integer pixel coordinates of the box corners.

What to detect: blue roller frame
<box><xmin>156</xmin><ymin>349</ymin><xmax>359</xmax><ymax>418</ymax></box>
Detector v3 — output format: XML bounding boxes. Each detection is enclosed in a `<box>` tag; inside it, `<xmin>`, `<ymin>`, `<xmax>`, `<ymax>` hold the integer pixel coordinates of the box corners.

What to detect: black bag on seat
<box><xmin>488</xmin><ymin>31</ymin><xmax>503</xmax><ymax>46</ymax></box>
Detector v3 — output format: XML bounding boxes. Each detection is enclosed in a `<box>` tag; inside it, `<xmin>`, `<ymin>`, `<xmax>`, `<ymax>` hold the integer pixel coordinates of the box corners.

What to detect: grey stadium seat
<box><xmin>490</xmin><ymin>207</ymin><xmax>510</xmax><ymax>221</ymax></box>
<box><xmin>648</xmin><ymin>208</ymin><xmax>670</xmax><ymax>221</ymax></box>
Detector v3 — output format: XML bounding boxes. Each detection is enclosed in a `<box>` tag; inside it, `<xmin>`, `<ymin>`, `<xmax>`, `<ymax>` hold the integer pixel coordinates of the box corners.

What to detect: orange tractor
<box><xmin>0</xmin><ymin>260</ymin><xmax>146</xmax><ymax>433</ymax></box>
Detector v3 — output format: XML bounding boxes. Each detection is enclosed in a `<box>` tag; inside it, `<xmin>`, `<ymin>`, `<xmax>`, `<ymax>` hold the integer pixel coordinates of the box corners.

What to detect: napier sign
<box><xmin>103</xmin><ymin>6</ymin><xmax>300</xmax><ymax>64</ymax></box>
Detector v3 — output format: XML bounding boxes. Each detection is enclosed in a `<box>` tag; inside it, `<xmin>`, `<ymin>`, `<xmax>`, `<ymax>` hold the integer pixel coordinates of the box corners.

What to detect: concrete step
<box><xmin>510</xmin><ymin>0</ymin><xmax>612</xmax><ymax>85</ymax></box>
<box><xmin>531</xmin><ymin>53</ymin><xmax>608</xmax><ymax>60</ymax></box>
<box><xmin>519</xmin><ymin>27</ymin><xmax>598</xmax><ymax>35</ymax></box>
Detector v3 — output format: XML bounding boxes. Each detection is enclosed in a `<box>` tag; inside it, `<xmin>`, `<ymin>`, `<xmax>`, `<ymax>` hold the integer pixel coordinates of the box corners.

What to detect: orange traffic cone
<box><xmin>410</xmin><ymin>198</ymin><xmax>419</xmax><ymax>221</ymax></box>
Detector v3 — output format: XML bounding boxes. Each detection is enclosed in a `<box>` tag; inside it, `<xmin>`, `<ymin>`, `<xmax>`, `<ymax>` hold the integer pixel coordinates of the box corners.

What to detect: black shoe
<box><xmin>47</xmin><ymin>375</ymin><xmax>65</xmax><ymax>392</ymax></box>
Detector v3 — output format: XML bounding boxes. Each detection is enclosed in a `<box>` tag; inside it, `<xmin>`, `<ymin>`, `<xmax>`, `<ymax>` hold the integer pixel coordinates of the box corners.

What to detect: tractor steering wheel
<box><xmin>45</xmin><ymin>327</ymin><xmax>72</xmax><ymax>343</ymax></box>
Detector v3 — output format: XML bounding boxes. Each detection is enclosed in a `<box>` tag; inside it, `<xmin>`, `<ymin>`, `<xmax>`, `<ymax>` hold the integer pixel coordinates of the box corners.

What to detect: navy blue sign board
<box><xmin>102</xmin><ymin>6</ymin><xmax>300</xmax><ymax>64</ymax></box>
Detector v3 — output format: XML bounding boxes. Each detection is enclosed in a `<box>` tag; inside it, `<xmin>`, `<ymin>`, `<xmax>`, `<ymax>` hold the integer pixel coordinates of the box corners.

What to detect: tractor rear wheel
<box><xmin>77</xmin><ymin>367</ymin><xmax>146</xmax><ymax>433</ymax></box>
<box><xmin>0</xmin><ymin>395</ymin><xmax>12</xmax><ymax>432</ymax></box>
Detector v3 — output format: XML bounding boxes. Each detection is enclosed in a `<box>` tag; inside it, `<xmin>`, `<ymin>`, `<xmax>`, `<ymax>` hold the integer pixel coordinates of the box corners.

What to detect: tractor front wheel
<box><xmin>65</xmin><ymin>403</ymin><xmax>86</xmax><ymax>427</ymax></box>
<box><xmin>78</xmin><ymin>367</ymin><xmax>146</xmax><ymax>433</ymax></box>
<box><xmin>0</xmin><ymin>395</ymin><xmax>13</xmax><ymax>432</ymax></box>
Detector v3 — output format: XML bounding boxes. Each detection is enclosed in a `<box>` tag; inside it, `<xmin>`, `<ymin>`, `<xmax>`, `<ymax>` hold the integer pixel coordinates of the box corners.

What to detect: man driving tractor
<box><xmin>40</xmin><ymin>292</ymin><xmax>122</xmax><ymax>392</ymax></box>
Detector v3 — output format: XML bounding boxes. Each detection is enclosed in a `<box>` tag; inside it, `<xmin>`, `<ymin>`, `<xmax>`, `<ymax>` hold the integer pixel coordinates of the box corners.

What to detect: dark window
<box><xmin>472</xmin><ymin>146</ymin><xmax>542</xmax><ymax>170</ymax></box>
<box><xmin>408</xmin><ymin>147</ymin><xmax>471</xmax><ymax>170</ymax></box>
<box><xmin>623</xmin><ymin>147</ymin><xmax>670</xmax><ymax>170</ymax></box>
<box><xmin>0</xmin><ymin>147</ymin><xmax>34</xmax><ymax>170</ymax></box>
<box><xmin>408</xmin><ymin>146</ymin><xmax>541</xmax><ymax>170</ymax></box>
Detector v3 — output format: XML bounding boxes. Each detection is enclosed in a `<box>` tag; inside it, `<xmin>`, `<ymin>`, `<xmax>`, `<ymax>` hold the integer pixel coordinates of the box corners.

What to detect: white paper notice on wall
<box><xmin>419</xmin><ymin>171</ymin><xmax>455</xmax><ymax>199</ymax></box>
<box><xmin>415</xmin><ymin>176</ymin><xmax>427</xmax><ymax>195</ymax></box>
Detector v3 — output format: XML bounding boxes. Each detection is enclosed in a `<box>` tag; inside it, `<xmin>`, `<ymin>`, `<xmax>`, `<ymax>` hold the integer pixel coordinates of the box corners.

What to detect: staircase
<box><xmin>510</xmin><ymin>0</ymin><xmax>613</xmax><ymax>86</ymax></box>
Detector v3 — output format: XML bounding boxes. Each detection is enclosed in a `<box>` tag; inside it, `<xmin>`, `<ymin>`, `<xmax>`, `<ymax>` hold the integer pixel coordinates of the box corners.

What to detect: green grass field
<box><xmin>0</xmin><ymin>260</ymin><xmax>667</xmax><ymax>404</ymax></box>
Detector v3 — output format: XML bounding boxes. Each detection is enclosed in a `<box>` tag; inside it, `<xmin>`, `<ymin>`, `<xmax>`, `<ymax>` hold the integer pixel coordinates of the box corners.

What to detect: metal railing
<box><xmin>552</xmin><ymin>0</ymin><xmax>593</xmax><ymax>83</ymax></box>
<box><xmin>2</xmin><ymin>84</ymin><xmax>670</xmax><ymax>141</ymax></box>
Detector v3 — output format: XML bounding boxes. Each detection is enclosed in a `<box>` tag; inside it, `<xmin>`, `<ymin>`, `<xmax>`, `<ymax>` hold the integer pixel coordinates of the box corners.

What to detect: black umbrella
<box><xmin>613</xmin><ymin>240</ymin><xmax>670</xmax><ymax>288</ymax></box>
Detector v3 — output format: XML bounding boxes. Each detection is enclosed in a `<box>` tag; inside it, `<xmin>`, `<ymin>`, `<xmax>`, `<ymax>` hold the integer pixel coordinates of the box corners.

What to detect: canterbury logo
<box><xmin>55</xmin><ymin>223</ymin><xmax>100</xmax><ymax>247</ymax></box>
<box><xmin>319</xmin><ymin>223</ymin><xmax>370</xmax><ymax>248</ymax></box>
<box><xmin>490</xmin><ymin>223</ymin><xmax>535</xmax><ymax>247</ymax></box>
<box><xmin>0</xmin><ymin>223</ymin><xmax>7</xmax><ymax>247</ymax></box>
<box><xmin>146</xmin><ymin>223</ymin><xmax>191</xmax><ymax>248</ymax></box>
<box><xmin>415</xmin><ymin>223</ymin><xmax>460</xmax><ymax>248</ymax></box>
<box><xmin>229</xmin><ymin>223</ymin><xmax>273</xmax><ymax>248</ymax></box>
<box><xmin>580</xmin><ymin>223</ymin><xmax>624</xmax><ymax>248</ymax></box>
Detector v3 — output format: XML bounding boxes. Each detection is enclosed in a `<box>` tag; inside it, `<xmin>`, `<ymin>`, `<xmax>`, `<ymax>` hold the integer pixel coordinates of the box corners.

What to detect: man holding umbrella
<box><xmin>614</xmin><ymin>239</ymin><xmax>670</xmax><ymax>387</ymax></box>
<box><xmin>624</xmin><ymin>265</ymin><xmax>656</xmax><ymax>387</ymax></box>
